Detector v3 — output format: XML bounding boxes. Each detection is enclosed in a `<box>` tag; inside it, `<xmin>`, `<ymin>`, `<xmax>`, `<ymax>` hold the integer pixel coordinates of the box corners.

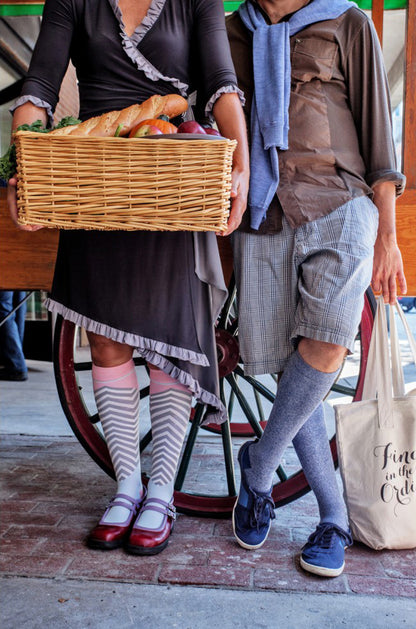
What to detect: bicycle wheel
<box><xmin>53</xmin><ymin>286</ymin><xmax>376</xmax><ymax>516</ymax></box>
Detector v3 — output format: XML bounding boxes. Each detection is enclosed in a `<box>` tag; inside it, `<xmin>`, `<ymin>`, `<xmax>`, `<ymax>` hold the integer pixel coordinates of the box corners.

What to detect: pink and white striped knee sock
<box><xmin>135</xmin><ymin>367</ymin><xmax>192</xmax><ymax>529</ymax></box>
<box><xmin>92</xmin><ymin>359</ymin><xmax>142</xmax><ymax>524</ymax></box>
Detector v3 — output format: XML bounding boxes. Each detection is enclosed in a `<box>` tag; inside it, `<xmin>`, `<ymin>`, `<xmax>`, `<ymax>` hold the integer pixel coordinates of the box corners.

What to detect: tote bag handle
<box><xmin>388</xmin><ymin>299</ymin><xmax>416</xmax><ymax>397</ymax></box>
<box><xmin>389</xmin><ymin>301</ymin><xmax>406</xmax><ymax>397</ymax></box>
<box><xmin>361</xmin><ymin>298</ymin><xmax>393</xmax><ymax>428</ymax></box>
<box><xmin>362</xmin><ymin>297</ymin><xmax>416</xmax><ymax>429</ymax></box>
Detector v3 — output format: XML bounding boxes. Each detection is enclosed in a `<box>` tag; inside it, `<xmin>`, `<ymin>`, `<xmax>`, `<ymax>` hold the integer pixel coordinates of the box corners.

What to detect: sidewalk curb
<box><xmin>2</xmin><ymin>575</ymin><xmax>416</xmax><ymax>629</ymax></box>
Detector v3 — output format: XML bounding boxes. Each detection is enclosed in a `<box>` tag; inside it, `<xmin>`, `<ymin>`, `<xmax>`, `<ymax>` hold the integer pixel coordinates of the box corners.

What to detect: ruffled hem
<box><xmin>205</xmin><ymin>85</ymin><xmax>246</xmax><ymax>116</ymax></box>
<box><xmin>10</xmin><ymin>95</ymin><xmax>54</xmax><ymax>127</ymax></box>
<box><xmin>108</xmin><ymin>0</ymin><xmax>188</xmax><ymax>95</ymax></box>
<box><xmin>46</xmin><ymin>297</ymin><xmax>227</xmax><ymax>425</ymax></box>
<box><xmin>138</xmin><ymin>350</ymin><xmax>227</xmax><ymax>425</ymax></box>
<box><xmin>45</xmin><ymin>298</ymin><xmax>209</xmax><ymax>367</ymax></box>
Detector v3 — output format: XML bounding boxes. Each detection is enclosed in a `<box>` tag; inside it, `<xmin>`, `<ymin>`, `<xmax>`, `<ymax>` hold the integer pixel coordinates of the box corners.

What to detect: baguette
<box><xmin>49</xmin><ymin>94</ymin><xmax>188</xmax><ymax>137</ymax></box>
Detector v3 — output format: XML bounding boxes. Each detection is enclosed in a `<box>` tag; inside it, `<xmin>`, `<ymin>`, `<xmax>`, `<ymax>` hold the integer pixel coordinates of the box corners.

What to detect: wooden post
<box><xmin>402</xmin><ymin>0</ymin><xmax>416</xmax><ymax>188</ymax></box>
<box><xmin>396</xmin><ymin>0</ymin><xmax>416</xmax><ymax>295</ymax></box>
<box><xmin>372</xmin><ymin>0</ymin><xmax>385</xmax><ymax>44</ymax></box>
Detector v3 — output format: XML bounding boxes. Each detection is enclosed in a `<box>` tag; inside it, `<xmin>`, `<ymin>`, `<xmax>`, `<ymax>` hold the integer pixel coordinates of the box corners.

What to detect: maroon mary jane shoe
<box><xmin>125</xmin><ymin>497</ymin><xmax>176</xmax><ymax>555</ymax></box>
<box><xmin>87</xmin><ymin>491</ymin><xmax>145</xmax><ymax>550</ymax></box>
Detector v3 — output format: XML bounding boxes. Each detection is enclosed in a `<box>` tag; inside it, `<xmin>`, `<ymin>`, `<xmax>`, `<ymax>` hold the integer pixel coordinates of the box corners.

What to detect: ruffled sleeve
<box><xmin>15</xmin><ymin>0</ymin><xmax>75</xmax><ymax>116</ymax></box>
<box><xmin>10</xmin><ymin>95</ymin><xmax>54</xmax><ymax>128</ymax></box>
<box><xmin>192</xmin><ymin>0</ymin><xmax>245</xmax><ymax>116</ymax></box>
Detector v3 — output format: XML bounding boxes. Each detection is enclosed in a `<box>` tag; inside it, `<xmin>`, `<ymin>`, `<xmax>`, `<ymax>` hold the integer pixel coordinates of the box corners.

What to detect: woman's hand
<box><xmin>212</xmin><ymin>93</ymin><xmax>250</xmax><ymax>236</ymax></box>
<box><xmin>7</xmin><ymin>102</ymin><xmax>48</xmax><ymax>232</ymax></box>
<box><xmin>7</xmin><ymin>175</ymin><xmax>43</xmax><ymax>232</ymax></box>
<box><xmin>218</xmin><ymin>165</ymin><xmax>249</xmax><ymax>236</ymax></box>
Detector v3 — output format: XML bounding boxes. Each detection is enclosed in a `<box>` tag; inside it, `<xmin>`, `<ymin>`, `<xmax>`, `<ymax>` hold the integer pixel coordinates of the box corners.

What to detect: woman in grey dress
<box><xmin>7</xmin><ymin>0</ymin><xmax>249</xmax><ymax>555</ymax></box>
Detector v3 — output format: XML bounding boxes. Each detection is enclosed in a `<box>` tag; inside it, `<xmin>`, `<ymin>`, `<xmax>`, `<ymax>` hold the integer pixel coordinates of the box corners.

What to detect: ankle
<box><xmin>100</xmin><ymin>492</ymin><xmax>143</xmax><ymax>525</ymax></box>
<box><xmin>135</xmin><ymin>481</ymin><xmax>174</xmax><ymax>529</ymax></box>
<box><xmin>147</xmin><ymin>479</ymin><xmax>174</xmax><ymax>502</ymax></box>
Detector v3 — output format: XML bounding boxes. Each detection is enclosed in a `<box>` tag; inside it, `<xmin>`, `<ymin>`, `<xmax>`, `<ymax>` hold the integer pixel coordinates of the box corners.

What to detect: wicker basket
<box><xmin>14</xmin><ymin>131</ymin><xmax>237</xmax><ymax>232</ymax></box>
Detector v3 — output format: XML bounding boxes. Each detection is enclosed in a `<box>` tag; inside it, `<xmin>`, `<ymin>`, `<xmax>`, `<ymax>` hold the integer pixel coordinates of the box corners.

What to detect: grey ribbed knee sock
<box><xmin>246</xmin><ymin>350</ymin><xmax>339</xmax><ymax>493</ymax></box>
<box><xmin>293</xmin><ymin>403</ymin><xmax>348</xmax><ymax>530</ymax></box>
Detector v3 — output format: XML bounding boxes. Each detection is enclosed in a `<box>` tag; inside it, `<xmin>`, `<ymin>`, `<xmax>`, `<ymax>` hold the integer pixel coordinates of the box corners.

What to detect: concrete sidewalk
<box><xmin>2</xmin><ymin>576</ymin><xmax>416</xmax><ymax>629</ymax></box>
<box><xmin>1</xmin><ymin>309</ymin><xmax>416</xmax><ymax>628</ymax></box>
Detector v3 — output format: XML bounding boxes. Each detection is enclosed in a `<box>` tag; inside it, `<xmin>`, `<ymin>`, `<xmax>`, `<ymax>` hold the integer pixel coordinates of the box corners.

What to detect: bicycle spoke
<box><xmin>253</xmin><ymin>388</ymin><xmax>266</xmax><ymax>423</ymax></box>
<box><xmin>331</xmin><ymin>383</ymin><xmax>356</xmax><ymax>397</ymax></box>
<box><xmin>233</xmin><ymin>365</ymin><xmax>276</xmax><ymax>404</ymax></box>
<box><xmin>225</xmin><ymin>372</ymin><xmax>264</xmax><ymax>438</ymax></box>
<box><xmin>89</xmin><ymin>412</ymin><xmax>100</xmax><ymax>424</ymax></box>
<box><xmin>174</xmin><ymin>404</ymin><xmax>204</xmax><ymax>491</ymax></box>
<box><xmin>140</xmin><ymin>428</ymin><xmax>152</xmax><ymax>452</ymax></box>
<box><xmin>221</xmin><ymin>418</ymin><xmax>237</xmax><ymax>496</ymax></box>
<box><xmin>74</xmin><ymin>360</ymin><xmax>93</xmax><ymax>372</ymax></box>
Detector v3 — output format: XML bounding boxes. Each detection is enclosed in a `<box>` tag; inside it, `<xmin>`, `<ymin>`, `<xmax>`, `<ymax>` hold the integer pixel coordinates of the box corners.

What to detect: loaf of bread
<box><xmin>49</xmin><ymin>94</ymin><xmax>188</xmax><ymax>137</ymax></box>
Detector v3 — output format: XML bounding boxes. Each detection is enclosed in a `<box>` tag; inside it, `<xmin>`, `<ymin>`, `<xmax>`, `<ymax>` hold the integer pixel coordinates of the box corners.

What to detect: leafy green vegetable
<box><xmin>16</xmin><ymin>120</ymin><xmax>50</xmax><ymax>133</ymax></box>
<box><xmin>54</xmin><ymin>115</ymin><xmax>81</xmax><ymax>129</ymax></box>
<box><xmin>0</xmin><ymin>116</ymin><xmax>81</xmax><ymax>182</ymax></box>
<box><xmin>0</xmin><ymin>144</ymin><xmax>16</xmax><ymax>181</ymax></box>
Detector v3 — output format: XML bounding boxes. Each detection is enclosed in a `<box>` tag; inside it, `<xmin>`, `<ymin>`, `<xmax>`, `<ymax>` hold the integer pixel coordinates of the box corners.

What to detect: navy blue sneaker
<box><xmin>300</xmin><ymin>522</ymin><xmax>353</xmax><ymax>577</ymax></box>
<box><xmin>232</xmin><ymin>440</ymin><xmax>276</xmax><ymax>550</ymax></box>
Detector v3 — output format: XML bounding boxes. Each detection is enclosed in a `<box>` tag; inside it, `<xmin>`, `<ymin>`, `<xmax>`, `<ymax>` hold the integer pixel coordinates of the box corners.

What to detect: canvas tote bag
<box><xmin>335</xmin><ymin>297</ymin><xmax>416</xmax><ymax>550</ymax></box>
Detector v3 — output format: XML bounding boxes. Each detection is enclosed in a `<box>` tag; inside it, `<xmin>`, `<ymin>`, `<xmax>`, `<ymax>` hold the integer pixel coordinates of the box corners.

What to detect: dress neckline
<box><xmin>106</xmin><ymin>0</ymin><xmax>189</xmax><ymax>96</ymax></box>
<box><xmin>107</xmin><ymin>0</ymin><xmax>167</xmax><ymax>45</ymax></box>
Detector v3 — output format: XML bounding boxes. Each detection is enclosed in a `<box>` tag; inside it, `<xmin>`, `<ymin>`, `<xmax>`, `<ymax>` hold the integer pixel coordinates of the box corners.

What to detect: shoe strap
<box><xmin>140</xmin><ymin>497</ymin><xmax>176</xmax><ymax>520</ymax></box>
<box><xmin>107</xmin><ymin>492</ymin><xmax>144</xmax><ymax>512</ymax></box>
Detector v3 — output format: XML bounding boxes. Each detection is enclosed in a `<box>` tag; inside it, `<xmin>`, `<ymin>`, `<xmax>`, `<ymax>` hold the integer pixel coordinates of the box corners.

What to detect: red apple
<box><xmin>177</xmin><ymin>121</ymin><xmax>206</xmax><ymax>134</ymax></box>
<box><xmin>204</xmin><ymin>127</ymin><xmax>222</xmax><ymax>137</ymax></box>
<box><xmin>132</xmin><ymin>124</ymin><xmax>163</xmax><ymax>137</ymax></box>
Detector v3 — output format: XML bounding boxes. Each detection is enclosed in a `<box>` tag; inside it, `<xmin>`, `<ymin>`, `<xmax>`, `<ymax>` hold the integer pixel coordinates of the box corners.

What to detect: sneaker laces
<box><xmin>305</xmin><ymin>523</ymin><xmax>352</xmax><ymax>552</ymax></box>
<box><xmin>249</xmin><ymin>488</ymin><xmax>276</xmax><ymax>532</ymax></box>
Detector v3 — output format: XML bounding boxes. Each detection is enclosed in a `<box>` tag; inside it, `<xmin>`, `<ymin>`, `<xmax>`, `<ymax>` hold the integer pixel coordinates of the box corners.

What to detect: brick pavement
<box><xmin>1</xmin><ymin>434</ymin><xmax>415</xmax><ymax>597</ymax></box>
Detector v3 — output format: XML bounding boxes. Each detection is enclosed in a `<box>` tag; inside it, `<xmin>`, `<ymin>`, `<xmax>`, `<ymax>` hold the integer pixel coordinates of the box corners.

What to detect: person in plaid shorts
<box><xmin>227</xmin><ymin>0</ymin><xmax>407</xmax><ymax>577</ymax></box>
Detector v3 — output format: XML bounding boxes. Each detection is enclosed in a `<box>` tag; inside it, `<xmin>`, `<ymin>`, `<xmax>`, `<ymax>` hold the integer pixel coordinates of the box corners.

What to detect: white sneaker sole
<box><xmin>300</xmin><ymin>555</ymin><xmax>345</xmax><ymax>578</ymax></box>
<box><xmin>232</xmin><ymin>499</ymin><xmax>271</xmax><ymax>550</ymax></box>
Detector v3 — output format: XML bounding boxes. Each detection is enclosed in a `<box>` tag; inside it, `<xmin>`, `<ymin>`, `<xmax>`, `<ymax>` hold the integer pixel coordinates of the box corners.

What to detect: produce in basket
<box><xmin>50</xmin><ymin>94</ymin><xmax>187</xmax><ymax>137</ymax></box>
<box><xmin>177</xmin><ymin>121</ymin><xmax>207</xmax><ymax>135</ymax></box>
<box><xmin>0</xmin><ymin>116</ymin><xmax>80</xmax><ymax>181</ymax></box>
<box><xmin>130</xmin><ymin>124</ymin><xmax>164</xmax><ymax>137</ymax></box>
<box><xmin>0</xmin><ymin>95</ymin><xmax>188</xmax><ymax>180</ymax></box>
<box><xmin>129</xmin><ymin>117</ymin><xmax>178</xmax><ymax>137</ymax></box>
<box><xmin>204</xmin><ymin>127</ymin><xmax>222</xmax><ymax>137</ymax></box>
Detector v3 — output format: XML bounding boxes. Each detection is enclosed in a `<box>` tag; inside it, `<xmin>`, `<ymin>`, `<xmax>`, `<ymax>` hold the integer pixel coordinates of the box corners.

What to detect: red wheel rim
<box><xmin>53</xmin><ymin>289</ymin><xmax>376</xmax><ymax>516</ymax></box>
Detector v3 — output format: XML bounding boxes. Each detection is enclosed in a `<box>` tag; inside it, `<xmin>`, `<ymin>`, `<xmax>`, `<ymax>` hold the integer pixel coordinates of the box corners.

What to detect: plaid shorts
<box><xmin>231</xmin><ymin>196</ymin><xmax>379</xmax><ymax>375</ymax></box>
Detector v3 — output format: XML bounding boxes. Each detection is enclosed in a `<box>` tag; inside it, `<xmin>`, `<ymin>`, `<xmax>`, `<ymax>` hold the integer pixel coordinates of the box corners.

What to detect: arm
<box><xmin>7</xmin><ymin>103</ymin><xmax>49</xmax><ymax>231</ymax></box>
<box><xmin>7</xmin><ymin>0</ymin><xmax>75</xmax><ymax>230</ymax></box>
<box><xmin>213</xmin><ymin>92</ymin><xmax>250</xmax><ymax>236</ymax></box>
<box><xmin>371</xmin><ymin>181</ymin><xmax>407</xmax><ymax>304</ymax></box>
<box><xmin>193</xmin><ymin>0</ymin><xmax>249</xmax><ymax>234</ymax></box>
<box><xmin>342</xmin><ymin>14</ymin><xmax>406</xmax><ymax>303</ymax></box>
<box><xmin>17</xmin><ymin>0</ymin><xmax>74</xmax><ymax>117</ymax></box>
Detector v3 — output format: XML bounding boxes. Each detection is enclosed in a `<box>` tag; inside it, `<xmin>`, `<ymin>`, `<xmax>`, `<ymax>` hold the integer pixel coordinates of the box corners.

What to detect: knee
<box><xmin>87</xmin><ymin>332</ymin><xmax>133</xmax><ymax>367</ymax></box>
<box><xmin>298</xmin><ymin>338</ymin><xmax>347</xmax><ymax>373</ymax></box>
